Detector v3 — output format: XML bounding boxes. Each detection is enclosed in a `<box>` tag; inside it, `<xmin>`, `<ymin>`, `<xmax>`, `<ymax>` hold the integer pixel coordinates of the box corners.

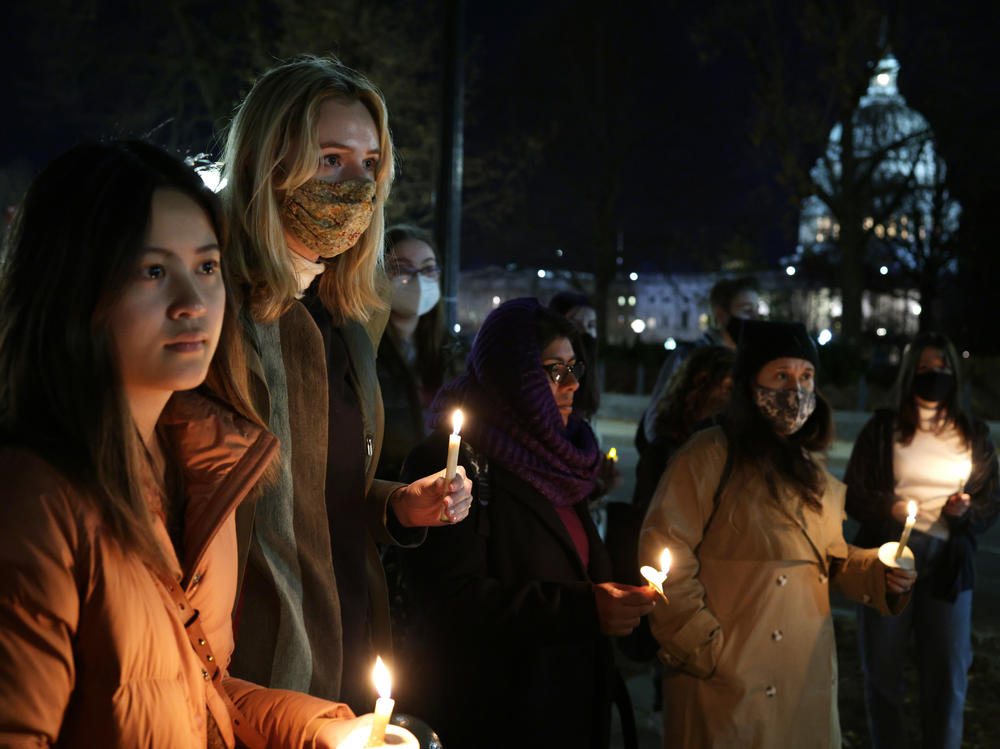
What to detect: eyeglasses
<box><xmin>542</xmin><ymin>361</ymin><xmax>586</xmax><ymax>385</ymax></box>
<box><xmin>392</xmin><ymin>265</ymin><xmax>440</xmax><ymax>283</ymax></box>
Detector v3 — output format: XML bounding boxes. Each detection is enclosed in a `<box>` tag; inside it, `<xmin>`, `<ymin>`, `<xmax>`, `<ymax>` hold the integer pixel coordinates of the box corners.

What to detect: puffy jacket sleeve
<box><xmin>224</xmin><ymin>677</ymin><xmax>354</xmax><ymax>748</ymax></box>
<box><xmin>638</xmin><ymin>430</ymin><xmax>726</xmax><ymax>678</ymax></box>
<box><xmin>0</xmin><ymin>459</ymin><xmax>83</xmax><ymax>747</ymax></box>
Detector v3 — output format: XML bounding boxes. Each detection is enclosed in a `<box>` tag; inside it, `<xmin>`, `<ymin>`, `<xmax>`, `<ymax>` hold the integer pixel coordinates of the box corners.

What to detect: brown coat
<box><xmin>639</xmin><ymin>427</ymin><xmax>908</xmax><ymax>749</ymax></box>
<box><xmin>232</xmin><ymin>298</ymin><xmax>409</xmax><ymax>702</ymax></box>
<box><xmin>0</xmin><ymin>392</ymin><xmax>351</xmax><ymax>748</ymax></box>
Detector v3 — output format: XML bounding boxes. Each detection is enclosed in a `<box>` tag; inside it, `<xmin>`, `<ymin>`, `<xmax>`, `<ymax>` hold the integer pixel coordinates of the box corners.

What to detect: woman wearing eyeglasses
<box><xmin>392</xmin><ymin>298</ymin><xmax>657</xmax><ymax>749</ymax></box>
<box><xmin>375</xmin><ymin>225</ymin><xmax>466</xmax><ymax>481</ymax></box>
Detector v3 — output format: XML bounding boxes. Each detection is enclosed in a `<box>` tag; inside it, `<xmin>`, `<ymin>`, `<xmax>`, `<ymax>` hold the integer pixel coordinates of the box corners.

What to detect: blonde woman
<box><xmin>222</xmin><ymin>56</ymin><xmax>473</xmax><ymax>710</ymax></box>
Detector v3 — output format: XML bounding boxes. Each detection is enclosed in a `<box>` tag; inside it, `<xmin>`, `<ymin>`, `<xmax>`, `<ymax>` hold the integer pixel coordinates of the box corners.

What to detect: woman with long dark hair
<box><xmin>0</xmin><ymin>141</ymin><xmax>364</xmax><ymax>747</ymax></box>
<box><xmin>845</xmin><ymin>332</ymin><xmax>999</xmax><ymax>749</ymax></box>
<box><xmin>640</xmin><ymin>319</ymin><xmax>916</xmax><ymax>748</ymax></box>
<box><xmin>376</xmin><ymin>224</ymin><xmax>464</xmax><ymax>481</ymax></box>
<box><xmin>394</xmin><ymin>298</ymin><xmax>656</xmax><ymax>748</ymax></box>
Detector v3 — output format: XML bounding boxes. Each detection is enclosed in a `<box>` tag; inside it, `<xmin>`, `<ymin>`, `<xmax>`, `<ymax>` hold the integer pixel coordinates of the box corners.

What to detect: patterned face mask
<box><xmin>281</xmin><ymin>177</ymin><xmax>376</xmax><ymax>258</ymax></box>
<box><xmin>753</xmin><ymin>384</ymin><xmax>817</xmax><ymax>435</ymax></box>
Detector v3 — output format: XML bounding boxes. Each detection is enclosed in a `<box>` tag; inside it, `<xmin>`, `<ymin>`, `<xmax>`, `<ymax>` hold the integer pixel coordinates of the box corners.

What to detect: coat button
<box><xmin>818</xmin><ymin>573</ymin><xmax>828</xmax><ymax>584</ymax></box>
<box><xmin>191</xmin><ymin>573</ymin><xmax>201</xmax><ymax>585</ymax></box>
<box><xmin>771</xmin><ymin>630</ymin><xmax>783</xmax><ymax>641</ymax></box>
<box><xmin>776</xmin><ymin>575</ymin><xmax>788</xmax><ymax>586</ymax></box>
<box><xmin>201</xmin><ymin>669</ymin><xmax>210</xmax><ymax>681</ymax></box>
<box><xmin>765</xmin><ymin>685</ymin><xmax>777</xmax><ymax>697</ymax></box>
<box><xmin>198</xmin><ymin>638</ymin><xmax>206</xmax><ymax>646</ymax></box>
<box><xmin>206</xmin><ymin>654</ymin><xmax>214</xmax><ymax>662</ymax></box>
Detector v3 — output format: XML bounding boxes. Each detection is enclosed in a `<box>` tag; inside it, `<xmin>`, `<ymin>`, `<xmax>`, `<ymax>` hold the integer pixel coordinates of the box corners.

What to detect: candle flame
<box><xmin>659</xmin><ymin>548</ymin><xmax>672</xmax><ymax>575</ymax></box>
<box><xmin>957</xmin><ymin>460</ymin><xmax>972</xmax><ymax>483</ymax></box>
<box><xmin>906</xmin><ymin>501</ymin><xmax>917</xmax><ymax>522</ymax></box>
<box><xmin>607</xmin><ymin>447</ymin><xmax>617</xmax><ymax>461</ymax></box>
<box><xmin>373</xmin><ymin>656</ymin><xmax>391</xmax><ymax>699</ymax></box>
<box><xmin>452</xmin><ymin>409</ymin><xmax>464</xmax><ymax>435</ymax></box>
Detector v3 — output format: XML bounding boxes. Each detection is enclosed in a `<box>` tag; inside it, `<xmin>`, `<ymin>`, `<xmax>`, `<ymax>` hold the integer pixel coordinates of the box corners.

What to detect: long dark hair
<box><xmin>724</xmin><ymin>365</ymin><xmax>834</xmax><ymax>512</ymax></box>
<box><xmin>386</xmin><ymin>224</ymin><xmax>449</xmax><ymax>390</ymax></box>
<box><xmin>0</xmin><ymin>140</ymin><xmax>263</xmax><ymax>573</ymax></box>
<box><xmin>892</xmin><ymin>331</ymin><xmax>972</xmax><ymax>448</ymax></box>
<box><xmin>653</xmin><ymin>345</ymin><xmax>735</xmax><ymax>443</ymax></box>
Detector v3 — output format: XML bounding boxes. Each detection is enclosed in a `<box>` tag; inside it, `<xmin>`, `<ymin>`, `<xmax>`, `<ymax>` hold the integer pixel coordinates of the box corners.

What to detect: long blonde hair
<box><xmin>222</xmin><ymin>55</ymin><xmax>395</xmax><ymax>323</ymax></box>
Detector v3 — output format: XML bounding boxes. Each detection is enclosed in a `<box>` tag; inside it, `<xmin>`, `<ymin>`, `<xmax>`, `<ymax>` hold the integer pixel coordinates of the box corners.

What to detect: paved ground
<box><xmin>594</xmin><ymin>395</ymin><xmax>1000</xmax><ymax>748</ymax></box>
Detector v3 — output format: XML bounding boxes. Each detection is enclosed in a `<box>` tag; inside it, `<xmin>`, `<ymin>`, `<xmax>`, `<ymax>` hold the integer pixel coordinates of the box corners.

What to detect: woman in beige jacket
<box><xmin>0</xmin><ymin>141</ymin><xmax>367</xmax><ymax>747</ymax></box>
<box><xmin>640</xmin><ymin>319</ymin><xmax>916</xmax><ymax>748</ymax></box>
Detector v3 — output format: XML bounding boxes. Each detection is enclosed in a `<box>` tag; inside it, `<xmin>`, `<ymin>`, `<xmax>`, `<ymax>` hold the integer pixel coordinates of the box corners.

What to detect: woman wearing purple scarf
<box><xmin>392</xmin><ymin>298</ymin><xmax>656</xmax><ymax>749</ymax></box>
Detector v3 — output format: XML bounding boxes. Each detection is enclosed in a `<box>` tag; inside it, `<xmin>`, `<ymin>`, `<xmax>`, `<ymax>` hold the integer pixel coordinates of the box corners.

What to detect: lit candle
<box><xmin>956</xmin><ymin>459</ymin><xmax>972</xmax><ymax>494</ymax></box>
<box><xmin>365</xmin><ymin>656</ymin><xmax>394</xmax><ymax>747</ymax></box>
<box><xmin>894</xmin><ymin>501</ymin><xmax>917</xmax><ymax>561</ymax></box>
<box><xmin>640</xmin><ymin>548</ymin><xmax>671</xmax><ymax>602</ymax></box>
<box><xmin>606</xmin><ymin>446</ymin><xmax>618</xmax><ymax>462</ymax></box>
<box><xmin>445</xmin><ymin>409</ymin><xmax>463</xmax><ymax>483</ymax></box>
<box><xmin>439</xmin><ymin>410</ymin><xmax>464</xmax><ymax>523</ymax></box>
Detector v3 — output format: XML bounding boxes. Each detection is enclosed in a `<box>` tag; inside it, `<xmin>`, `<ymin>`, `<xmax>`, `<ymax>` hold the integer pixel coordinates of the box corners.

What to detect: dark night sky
<box><xmin>3</xmin><ymin>1</ymin><xmax>1000</xmax><ymax>297</ymax></box>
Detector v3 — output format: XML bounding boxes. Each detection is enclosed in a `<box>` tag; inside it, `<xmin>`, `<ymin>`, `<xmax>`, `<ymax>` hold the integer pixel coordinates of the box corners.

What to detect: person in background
<box><xmin>376</xmin><ymin>224</ymin><xmax>465</xmax><ymax>482</ymax></box>
<box><xmin>845</xmin><ymin>332</ymin><xmax>999</xmax><ymax>749</ymax></box>
<box><xmin>640</xmin><ymin>319</ymin><xmax>915</xmax><ymax>748</ymax></box>
<box><xmin>0</xmin><ymin>140</ymin><xmax>367</xmax><ymax>747</ymax></box>
<box><xmin>549</xmin><ymin>290</ymin><xmax>620</xmax><ymax>501</ymax></box>
<box><xmin>221</xmin><ymin>55</ymin><xmax>472</xmax><ymax>712</ymax></box>
<box><xmin>395</xmin><ymin>298</ymin><xmax>657</xmax><ymax>749</ymax></box>
<box><xmin>637</xmin><ymin>275</ymin><xmax>759</xmax><ymax>451</ymax></box>
<box><xmin>549</xmin><ymin>290</ymin><xmax>600</xmax><ymax>421</ymax></box>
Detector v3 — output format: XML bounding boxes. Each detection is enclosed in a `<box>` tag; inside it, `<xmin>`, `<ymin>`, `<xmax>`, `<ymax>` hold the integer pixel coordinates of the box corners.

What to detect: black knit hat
<box><xmin>733</xmin><ymin>319</ymin><xmax>819</xmax><ymax>381</ymax></box>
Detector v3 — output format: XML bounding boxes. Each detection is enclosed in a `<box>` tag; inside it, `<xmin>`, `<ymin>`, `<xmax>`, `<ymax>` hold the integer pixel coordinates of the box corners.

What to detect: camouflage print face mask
<box><xmin>281</xmin><ymin>177</ymin><xmax>377</xmax><ymax>258</ymax></box>
<box><xmin>752</xmin><ymin>385</ymin><xmax>817</xmax><ymax>436</ymax></box>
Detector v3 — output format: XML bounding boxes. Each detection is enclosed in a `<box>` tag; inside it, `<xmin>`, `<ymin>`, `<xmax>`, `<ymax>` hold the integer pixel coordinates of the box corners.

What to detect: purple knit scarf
<box><xmin>430</xmin><ymin>298</ymin><xmax>601</xmax><ymax>507</ymax></box>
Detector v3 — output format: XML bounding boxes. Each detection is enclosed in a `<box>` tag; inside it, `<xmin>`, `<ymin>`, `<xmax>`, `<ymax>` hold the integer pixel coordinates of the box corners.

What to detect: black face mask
<box><xmin>912</xmin><ymin>370</ymin><xmax>955</xmax><ymax>403</ymax></box>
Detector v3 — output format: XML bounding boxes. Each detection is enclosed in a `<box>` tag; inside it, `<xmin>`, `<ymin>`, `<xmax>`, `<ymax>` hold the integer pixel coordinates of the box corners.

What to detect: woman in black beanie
<box><xmin>639</xmin><ymin>319</ymin><xmax>917</xmax><ymax>748</ymax></box>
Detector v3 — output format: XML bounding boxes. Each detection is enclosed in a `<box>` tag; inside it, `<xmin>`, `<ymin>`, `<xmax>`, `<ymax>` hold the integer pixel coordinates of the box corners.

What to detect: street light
<box><xmin>879</xmin><ymin>265</ymin><xmax>889</xmax><ymax>275</ymax></box>
<box><xmin>817</xmin><ymin>329</ymin><xmax>833</xmax><ymax>346</ymax></box>
<box><xmin>630</xmin><ymin>319</ymin><xmax>646</xmax><ymax>334</ymax></box>
<box><xmin>785</xmin><ymin>265</ymin><xmax>796</xmax><ymax>276</ymax></box>
<box><xmin>629</xmin><ymin>272</ymin><xmax>639</xmax><ymax>282</ymax></box>
<box><xmin>664</xmin><ymin>337</ymin><xmax>677</xmax><ymax>351</ymax></box>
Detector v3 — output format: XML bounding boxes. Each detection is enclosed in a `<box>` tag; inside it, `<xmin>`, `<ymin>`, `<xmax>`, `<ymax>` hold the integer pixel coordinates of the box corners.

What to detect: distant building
<box><xmin>786</xmin><ymin>51</ymin><xmax>958</xmax><ymax>338</ymax></box>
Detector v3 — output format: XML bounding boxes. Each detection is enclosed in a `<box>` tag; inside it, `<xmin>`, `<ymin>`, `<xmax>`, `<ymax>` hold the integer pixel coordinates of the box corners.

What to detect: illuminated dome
<box><xmin>793</xmin><ymin>51</ymin><xmax>960</xmax><ymax>277</ymax></box>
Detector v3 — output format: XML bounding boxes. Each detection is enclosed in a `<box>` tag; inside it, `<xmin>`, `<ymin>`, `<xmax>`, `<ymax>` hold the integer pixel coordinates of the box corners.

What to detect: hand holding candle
<box><xmin>640</xmin><ymin>548</ymin><xmax>671</xmax><ymax>603</ymax></box>
<box><xmin>894</xmin><ymin>501</ymin><xmax>917</xmax><ymax>561</ymax></box>
<box><xmin>365</xmin><ymin>657</ymin><xmax>394</xmax><ymax>747</ymax></box>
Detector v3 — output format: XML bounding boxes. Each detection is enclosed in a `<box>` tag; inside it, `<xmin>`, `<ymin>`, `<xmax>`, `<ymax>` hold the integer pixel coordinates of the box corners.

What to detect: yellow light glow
<box><xmin>659</xmin><ymin>548</ymin><xmax>672</xmax><ymax>576</ymax></box>
<box><xmin>451</xmin><ymin>409</ymin><xmax>464</xmax><ymax>436</ymax></box>
<box><xmin>373</xmin><ymin>656</ymin><xmax>391</xmax><ymax>699</ymax></box>
<box><xmin>906</xmin><ymin>501</ymin><xmax>917</xmax><ymax>522</ymax></box>
<box><xmin>607</xmin><ymin>447</ymin><xmax>617</xmax><ymax>461</ymax></box>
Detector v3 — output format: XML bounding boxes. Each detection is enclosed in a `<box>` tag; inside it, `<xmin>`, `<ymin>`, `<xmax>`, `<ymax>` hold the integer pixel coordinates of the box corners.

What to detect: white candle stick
<box><xmin>365</xmin><ymin>656</ymin><xmax>394</xmax><ymax>747</ymax></box>
<box><xmin>894</xmin><ymin>501</ymin><xmax>917</xmax><ymax>561</ymax></box>
<box><xmin>956</xmin><ymin>459</ymin><xmax>972</xmax><ymax>494</ymax></box>
<box><xmin>445</xmin><ymin>409</ymin><xmax>463</xmax><ymax>483</ymax></box>
<box><xmin>440</xmin><ymin>410</ymin><xmax>464</xmax><ymax>523</ymax></box>
<box><xmin>640</xmin><ymin>548</ymin><xmax>672</xmax><ymax>603</ymax></box>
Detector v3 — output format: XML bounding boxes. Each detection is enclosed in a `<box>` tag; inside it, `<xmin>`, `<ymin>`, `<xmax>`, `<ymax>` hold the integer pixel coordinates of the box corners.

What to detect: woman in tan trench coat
<box><xmin>640</xmin><ymin>320</ymin><xmax>916</xmax><ymax>748</ymax></box>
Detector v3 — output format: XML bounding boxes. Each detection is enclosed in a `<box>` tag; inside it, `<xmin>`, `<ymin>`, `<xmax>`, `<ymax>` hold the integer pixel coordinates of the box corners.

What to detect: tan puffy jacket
<box><xmin>0</xmin><ymin>392</ymin><xmax>352</xmax><ymax>748</ymax></box>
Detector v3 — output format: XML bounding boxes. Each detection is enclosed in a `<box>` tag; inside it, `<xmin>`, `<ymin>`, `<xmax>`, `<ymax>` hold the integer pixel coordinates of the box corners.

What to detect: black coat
<box><xmin>844</xmin><ymin>408</ymin><xmax>1000</xmax><ymax>600</ymax></box>
<box><xmin>394</xmin><ymin>431</ymin><xmax>616</xmax><ymax>749</ymax></box>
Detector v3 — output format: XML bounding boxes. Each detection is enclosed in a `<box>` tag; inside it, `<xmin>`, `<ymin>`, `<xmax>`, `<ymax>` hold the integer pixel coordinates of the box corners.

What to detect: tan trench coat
<box><xmin>639</xmin><ymin>427</ymin><xmax>908</xmax><ymax>749</ymax></box>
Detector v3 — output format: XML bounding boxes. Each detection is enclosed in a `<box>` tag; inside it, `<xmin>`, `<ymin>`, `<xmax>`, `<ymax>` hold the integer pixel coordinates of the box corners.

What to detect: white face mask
<box><xmin>391</xmin><ymin>274</ymin><xmax>441</xmax><ymax>317</ymax></box>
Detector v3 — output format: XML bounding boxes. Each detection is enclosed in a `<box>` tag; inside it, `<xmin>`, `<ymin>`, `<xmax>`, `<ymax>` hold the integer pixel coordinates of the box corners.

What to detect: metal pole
<box><xmin>436</xmin><ymin>0</ymin><xmax>466</xmax><ymax>333</ymax></box>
